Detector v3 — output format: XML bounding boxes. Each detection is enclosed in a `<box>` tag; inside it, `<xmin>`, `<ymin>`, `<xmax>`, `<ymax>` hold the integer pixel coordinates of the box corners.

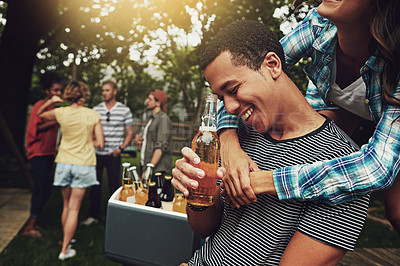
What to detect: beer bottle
<box><xmin>173</xmin><ymin>193</ymin><xmax>187</xmax><ymax>214</ymax></box>
<box><xmin>145</xmin><ymin>181</ymin><xmax>162</xmax><ymax>208</ymax></box>
<box><xmin>128</xmin><ymin>166</ymin><xmax>142</xmax><ymax>191</ymax></box>
<box><xmin>142</xmin><ymin>163</ymin><xmax>154</xmax><ymax>189</ymax></box>
<box><xmin>153</xmin><ymin>172</ymin><xmax>164</xmax><ymax>195</ymax></box>
<box><xmin>160</xmin><ymin>174</ymin><xmax>174</xmax><ymax>211</ymax></box>
<box><xmin>187</xmin><ymin>93</ymin><xmax>220</xmax><ymax>207</ymax></box>
<box><xmin>119</xmin><ymin>162</ymin><xmax>135</xmax><ymax>203</ymax></box>
<box><xmin>160</xmin><ymin>175</ymin><xmax>174</xmax><ymax>202</ymax></box>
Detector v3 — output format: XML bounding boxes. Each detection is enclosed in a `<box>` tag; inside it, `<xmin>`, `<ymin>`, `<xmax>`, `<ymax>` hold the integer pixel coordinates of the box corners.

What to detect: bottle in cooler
<box><xmin>142</xmin><ymin>163</ymin><xmax>154</xmax><ymax>189</ymax></box>
<box><xmin>145</xmin><ymin>181</ymin><xmax>162</xmax><ymax>208</ymax></box>
<box><xmin>153</xmin><ymin>172</ymin><xmax>164</xmax><ymax>195</ymax></box>
<box><xmin>160</xmin><ymin>174</ymin><xmax>174</xmax><ymax>210</ymax></box>
<box><xmin>128</xmin><ymin>166</ymin><xmax>142</xmax><ymax>191</ymax></box>
<box><xmin>119</xmin><ymin>162</ymin><xmax>135</xmax><ymax>203</ymax></box>
<box><xmin>173</xmin><ymin>193</ymin><xmax>187</xmax><ymax>214</ymax></box>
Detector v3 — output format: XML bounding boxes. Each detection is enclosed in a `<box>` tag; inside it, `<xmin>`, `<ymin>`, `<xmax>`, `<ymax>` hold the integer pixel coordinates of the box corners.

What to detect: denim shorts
<box><xmin>54</xmin><ymin>163</ymin><xmax>99</xmax><ymax>188</ymax></box>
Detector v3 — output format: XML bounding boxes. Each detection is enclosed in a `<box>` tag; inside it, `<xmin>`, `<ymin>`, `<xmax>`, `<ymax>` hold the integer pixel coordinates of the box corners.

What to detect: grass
<box><xmin>0</xmin><ymin>153</ymin><xmax>173</xmax><ymax>266</ymax></box>
<box><xmin>0</xmin><ymin>154</ymin><xmax>399</xmax><ymax>266</ymax></box>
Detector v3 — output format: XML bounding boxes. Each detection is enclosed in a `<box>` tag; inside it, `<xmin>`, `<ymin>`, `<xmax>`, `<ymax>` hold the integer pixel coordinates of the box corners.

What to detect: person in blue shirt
<box><xmin>174</xmin><ymin>0</ymin><xmax>400</xmax><ymax>236</ymax></box>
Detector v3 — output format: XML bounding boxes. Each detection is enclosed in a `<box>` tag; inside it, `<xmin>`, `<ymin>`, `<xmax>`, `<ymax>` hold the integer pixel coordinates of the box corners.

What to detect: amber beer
<box><xmin>173</xmin><ymin>193</ymin><xmax>187</xmax><ymax>214</ymax></box>
<box><xmin>187</xmin><ymin>93</ymin><xmax>220</xmax><ymax>206</ymax></box>
<box><xmin>119</xmin><ymin>162</ymin><xmax>135</xmax><ymax>203</ymax></box>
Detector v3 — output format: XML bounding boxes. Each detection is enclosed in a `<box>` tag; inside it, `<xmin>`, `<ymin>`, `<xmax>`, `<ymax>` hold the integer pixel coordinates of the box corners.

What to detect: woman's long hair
<box><xmin>370</xmin><ymin>0</ymin><xmax>400</xmax><ymax>107</ymax></box>
<box><xmin>63</xmin><ymin>81</ymin><xmax>90</xmax><ymax>105</ymax></box>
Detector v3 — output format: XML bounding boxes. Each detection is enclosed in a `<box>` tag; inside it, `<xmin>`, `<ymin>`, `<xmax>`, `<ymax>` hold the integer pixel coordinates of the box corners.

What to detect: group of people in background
<box><xmin>22</xmin><ymin>0</ymin><xmax>400</xmax><ymax>264</ymax></box>
<box><xmin>24</xmin><ymin>74</ymin><xmax>172</xmax><ymax>260</ymax></box>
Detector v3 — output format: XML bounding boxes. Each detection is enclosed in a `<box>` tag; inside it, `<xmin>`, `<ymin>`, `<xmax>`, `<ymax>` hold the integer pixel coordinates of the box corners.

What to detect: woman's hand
<box><xmin>49</xmin><ymin>95</ymin><xmax>63</xmax><ymax>105</ymax></box>
<box><xmin>219</xmin><ymin>129</ymin><xmax>259</xmax><ymax>208</ymax></box>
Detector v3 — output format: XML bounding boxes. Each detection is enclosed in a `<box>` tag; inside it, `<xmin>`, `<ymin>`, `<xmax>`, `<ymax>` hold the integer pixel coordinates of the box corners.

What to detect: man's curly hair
<box><xmin>201</xmin><ymin>20</ymin><xmax>288</xmax><ymax>74</ymax></box>
<box><xmin>40</xmin><ymin>72</ymin><xmax>61</xmax><ymax>91</ymax></box>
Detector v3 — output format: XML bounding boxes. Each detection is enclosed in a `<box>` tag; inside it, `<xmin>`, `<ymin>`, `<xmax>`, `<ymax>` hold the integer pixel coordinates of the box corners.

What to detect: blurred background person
<box><xmin>23</xmin><ymin>72</ymin><xmax>62</xmax><ymax>238</ymax></box>
<box><xmin>135</xmin><ymin>89</ymin><xmax>172</xmax><ymax>175</ymax></box>
<box><xmin>81</xmin><ymin>80</ymin><xmax>133</xmax><ymax>226</ymax></box>
<box><xmin>37</xmin><ymin>80</ymin><xmax>104</xmax><ymax>260</ymax></box>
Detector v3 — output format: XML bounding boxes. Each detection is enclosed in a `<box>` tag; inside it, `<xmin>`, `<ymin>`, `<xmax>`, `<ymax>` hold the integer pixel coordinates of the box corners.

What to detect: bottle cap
<box><xmin>154</xmin><ymin>172</ymin><xmax>162</xmax><ymax>176</ymax></box>
<box><xmin>128</xmin><ymin>166</ymin><xmax>137</xmax><ymax>171</ymax></box>
<box><xmin>122</xmin><ymin>162</ymin><xmax>131</xmax><ymax>167</ymax></box>
<box><xmin>146</xmin><ymin>163</ymin><xmax>154</xmax><ymax>167</ymax></box>
<box><xmin>148</xmin><ymin>181</ymin><xmax>156</xmax><ymax>187</ymax></box>
<box><xmin>164</xmin><ymin>175</ymin><xmax>172</xmax><ymax>180</ymax></box>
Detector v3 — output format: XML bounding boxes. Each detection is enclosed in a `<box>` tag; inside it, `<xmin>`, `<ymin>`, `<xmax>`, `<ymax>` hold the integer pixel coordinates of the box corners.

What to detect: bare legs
<box><xmin>60</xmin><ymin>186</ymin><xmax>86</xmax><ymax>254</ymax></box>
<box><xmin>384</xmin><ymin>172</ymin><xmax>400</xmax><ymax>238</ymax></box>
<box><xmin>280</xmin><ymin>231</ymin><xmax>346</xmax><ymax>266</ymax></box>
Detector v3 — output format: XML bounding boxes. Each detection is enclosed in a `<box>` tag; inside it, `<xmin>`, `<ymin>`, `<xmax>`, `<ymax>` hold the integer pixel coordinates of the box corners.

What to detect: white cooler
<box><xmin>105</xmin><ymin>187</ymin><xmax>200</xmax><ymax>266</ymax></box>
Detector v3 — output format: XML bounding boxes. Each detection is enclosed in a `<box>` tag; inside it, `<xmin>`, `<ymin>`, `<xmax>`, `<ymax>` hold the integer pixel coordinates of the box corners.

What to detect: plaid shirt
<box><xmin>217</xmin><ymin>8</ymin><xmax>400</xmax><ymax>204</ymax></box>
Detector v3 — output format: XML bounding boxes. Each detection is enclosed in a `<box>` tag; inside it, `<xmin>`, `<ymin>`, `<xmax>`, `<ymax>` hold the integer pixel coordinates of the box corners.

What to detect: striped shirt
<box><xmin>189</xmin><ymin>119</ymin><xmax>369</xmax><ymax>265</ymax></box>
<box><xmin>94</xmin><ymin>102</ymin><xmax>133</xmax><ymax>155</ymax></box>
<box><xmin>216</xmin><ymin>8</ymin><xmax>400</xmax><ymax>204</ymax></box>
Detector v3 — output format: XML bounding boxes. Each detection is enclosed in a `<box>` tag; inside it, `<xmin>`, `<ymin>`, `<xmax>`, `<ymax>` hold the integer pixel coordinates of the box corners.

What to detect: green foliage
<box><xmin>1</xmin><ymin>0</ymin><xmax>317</xmax><ymax>121</ymax></box>
<box><xmin>112</xmin><ymin>61</ymin><xmax>165</xmax><ymax>117</ymax></box>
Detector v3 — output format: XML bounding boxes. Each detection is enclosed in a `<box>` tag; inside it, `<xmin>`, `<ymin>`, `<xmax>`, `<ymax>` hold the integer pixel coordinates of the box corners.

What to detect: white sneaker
<box><xmin>81</xmin><ymin>217</ymin><xmax>99</xmax><ymax>226</ymax></box>
<box><xmin>58</xmin><ymin>248</ymin><xmax>76</xmax><ymax>260</ymax></box>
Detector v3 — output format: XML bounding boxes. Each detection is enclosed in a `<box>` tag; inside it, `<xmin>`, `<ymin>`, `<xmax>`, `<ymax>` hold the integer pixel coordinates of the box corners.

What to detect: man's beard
<box><xmin>104</xmin><ymin>97</ymin><xmax>113</xmax><ymax>103</ymax></box>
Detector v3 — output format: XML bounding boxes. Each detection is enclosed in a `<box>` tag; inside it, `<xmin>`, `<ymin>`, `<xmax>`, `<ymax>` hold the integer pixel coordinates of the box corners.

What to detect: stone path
<box><xmin>0</xmin><ymin>187</ymin><xmax>31</xmax><ymax>253</ymax></box>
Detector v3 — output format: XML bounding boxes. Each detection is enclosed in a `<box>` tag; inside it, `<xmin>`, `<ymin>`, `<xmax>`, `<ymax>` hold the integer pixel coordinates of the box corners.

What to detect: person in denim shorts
<box><xmin>37</xmin><ymin>81</ymin><xmax>104</xmax><ymax>260</ymax></box>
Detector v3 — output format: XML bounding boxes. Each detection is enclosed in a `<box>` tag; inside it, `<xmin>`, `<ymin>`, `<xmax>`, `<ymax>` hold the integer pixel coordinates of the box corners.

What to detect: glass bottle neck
<box><xmin>199</xmin><ymin>99</ymin><xmax>217</xmax><ymax>132</ymax></box>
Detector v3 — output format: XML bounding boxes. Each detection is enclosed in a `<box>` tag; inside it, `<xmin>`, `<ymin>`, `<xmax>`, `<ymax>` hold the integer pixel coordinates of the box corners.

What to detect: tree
<box><xmin>0</xmin><ymin>0</ymin><xmax>313</xmax><ymax>160</ymax></box>
<box><xmin>0</xmin><ymin>0</ymin><xmax>59</xmax><ymax>154</ymax></box>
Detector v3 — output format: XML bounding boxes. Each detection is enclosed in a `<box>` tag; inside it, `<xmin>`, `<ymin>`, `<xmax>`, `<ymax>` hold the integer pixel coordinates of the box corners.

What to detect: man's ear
<box><xmin>263</xmin><ymin>52</ymin><xmax>282</xmax><ymax>79</ymax></box>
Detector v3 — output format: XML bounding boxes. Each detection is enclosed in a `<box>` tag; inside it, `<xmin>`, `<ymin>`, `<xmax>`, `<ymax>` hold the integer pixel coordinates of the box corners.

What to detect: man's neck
<box><xmin>151</xmin><ymin>106</ymin><xmax>161</xmax><ymax>115</ymax></box>
<box><xmin>268</xmin><ymin>80</ymin><xmax>325</xmax><ymax>140</ymax></box>
<box><xmin>105</xmin><ymin>98</ymin><xmax>117</xmax><ymax>110</ymax></box>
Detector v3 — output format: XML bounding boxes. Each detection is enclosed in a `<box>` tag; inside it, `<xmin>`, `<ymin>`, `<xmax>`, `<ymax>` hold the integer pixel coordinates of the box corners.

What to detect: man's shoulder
<box><xmin>155</xmin><ymin>111</ymin><xmax>172</xmax><ymax>123</ymax></box>
<box><xmin>83</xmin><ymin>106</ymin><xmax>98</xmax><ymax>113</ymax></box>
<box><xmin>115</xmin><ymin>102</ymin><xmax>133</xmax><ymax>115</ymax></box>
<box><xmin>32</xmin><ymin>99</ymin><xmax>46</xmax><ymax>109</ymax></box>
<box><xmin>115</xmin><ymin>102</ymin><xmax>130</xmax><ymax>110</ymax></box>
<box><xmin>322</xmin><ymin>120</ymin><xmax>359</xmax><ymax>151</ymax></box>
<box><xmin>156</xmin><ymin>110</ymin><xmax>169</xmax><ymax>118</ymax></box>
<box><xmin>93</xmin><ymin>102</ymin><xmax>105</xmax><ymax>110</ymax></box>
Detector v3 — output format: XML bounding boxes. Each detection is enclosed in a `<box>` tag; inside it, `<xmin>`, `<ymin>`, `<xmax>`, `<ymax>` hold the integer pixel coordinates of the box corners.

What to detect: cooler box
<box><xmin>105</xmin><ymin>187</ymin><xmax>200</xmax><ymax>266</ymax></box>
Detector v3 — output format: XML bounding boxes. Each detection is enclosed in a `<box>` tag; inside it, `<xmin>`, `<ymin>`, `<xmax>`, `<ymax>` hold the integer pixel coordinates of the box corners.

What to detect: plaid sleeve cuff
<box><xmin>273</xmin><ymin>166</ymin><xmax>302</xmax><ymax>201</ymax></box>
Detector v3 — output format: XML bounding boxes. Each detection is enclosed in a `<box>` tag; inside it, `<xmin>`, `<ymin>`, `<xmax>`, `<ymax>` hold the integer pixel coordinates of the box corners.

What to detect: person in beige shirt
<box><xmin>37</xmin><ymin>81</ymin><xmax>104</xmax><ymax>261</ymax></box>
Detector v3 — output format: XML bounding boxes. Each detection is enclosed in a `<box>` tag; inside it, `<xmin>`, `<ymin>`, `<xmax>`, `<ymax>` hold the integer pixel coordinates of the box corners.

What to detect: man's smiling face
<box><xmin>204</xmin><ymin>51</ymin><xmax>280</xmax><ymax>133</ymax></box>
